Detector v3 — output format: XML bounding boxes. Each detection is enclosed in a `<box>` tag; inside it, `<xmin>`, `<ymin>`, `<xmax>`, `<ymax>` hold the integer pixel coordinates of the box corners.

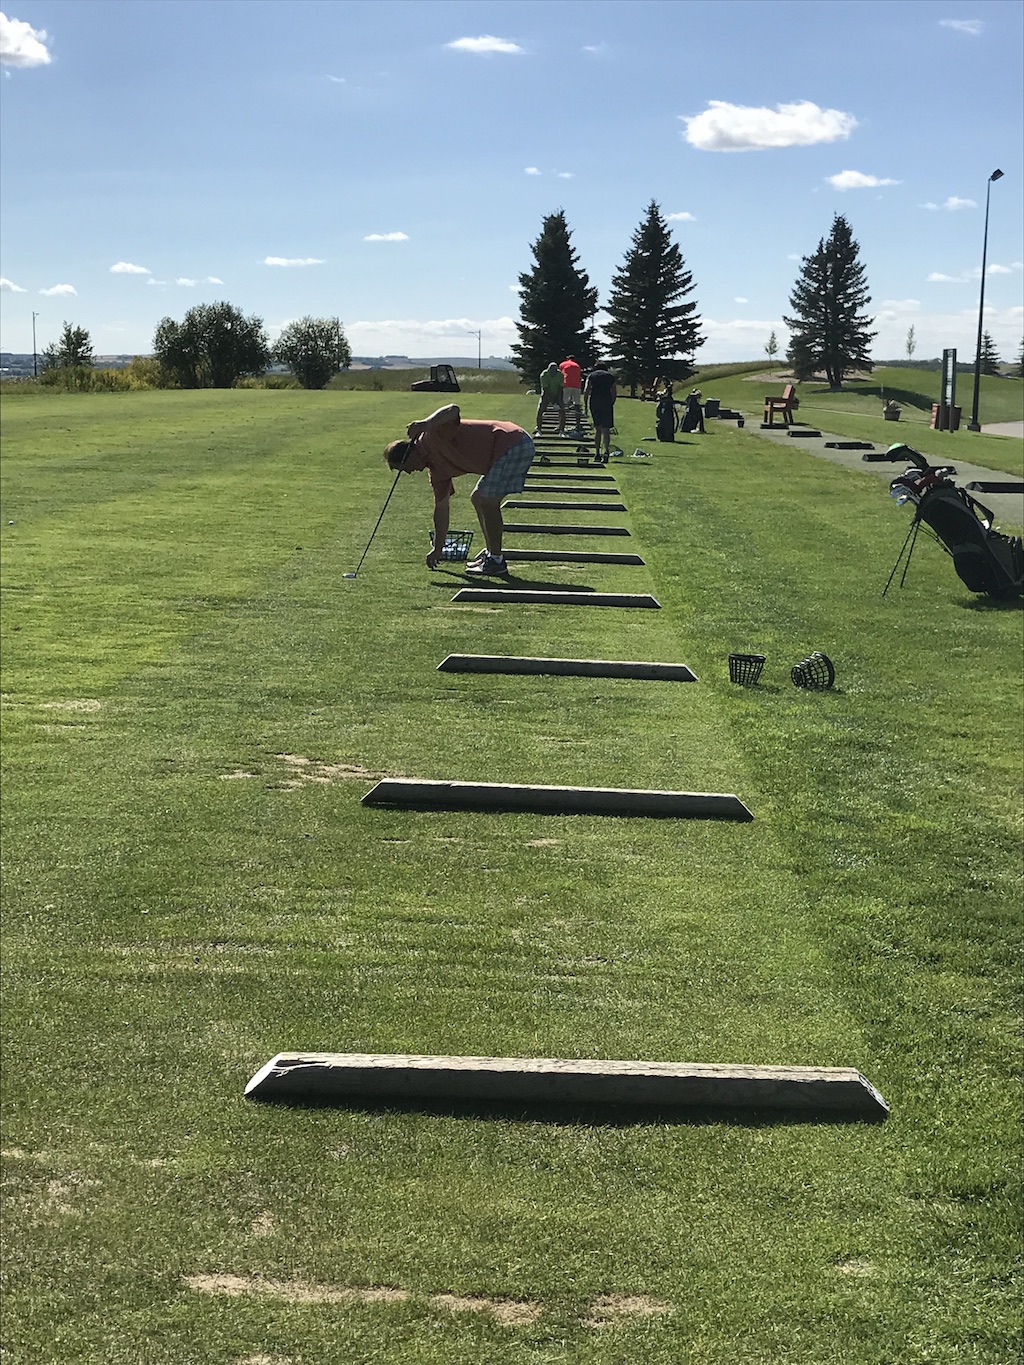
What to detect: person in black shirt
<box><xmin>584</xmin><ymin>361</ymin><xmax>617</xmax><ymax>461</ymax></box>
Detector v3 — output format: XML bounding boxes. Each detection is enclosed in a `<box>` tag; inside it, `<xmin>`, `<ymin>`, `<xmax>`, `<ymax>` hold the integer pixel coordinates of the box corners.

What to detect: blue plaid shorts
<box><xmin>474</xmin><ymin>435</ymin><xmax>536</xmax><ymax>497</ymax></box>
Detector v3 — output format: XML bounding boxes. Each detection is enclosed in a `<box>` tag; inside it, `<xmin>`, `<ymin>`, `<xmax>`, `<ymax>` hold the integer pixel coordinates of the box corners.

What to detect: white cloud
<box><xmin>110</xmin><ymin>261</ymin><xmax>150</xmax><ymax>274</ymax></box>
<box><xmin>939</xmin><ymin>19</ymin><xmax>983</xmax><ymax>34</ymax></box>
<box><xmin>327</xmin><ymin>75</ymin><xmax>345</xmax><ymax>83</ymax></box>
<box><xmin>682</xmin><ymin>99</ymin><xmax>856</xmax><ymax>152</ymax></box>
<box><xmin>524</xmin><ymin>166</ymin><xmax>541</xmax><ymax>175</ymax></box>
<box><xmin>176</xmin><ymin>276</ymin><xmax>223</xmax><ymax>286</ymax></box>
<box><xmin>786</xmin><ymin>253</ymin><xmax>801</xmax><ymax>261</ymax></box>
<box><xmin>927</xmin><ymin>262</ymin><xmax>1018</xmax><ymax>283</ymax></box>
<box><xmin>734</xmin><ymin>297</ymin><xmax>749</xmax><ymax>304</ymax></box>
<box><xmin>944</xmin><ymin>196</ymin><xmax>976</xmax><ymax>210</ymax></box>
<box><xmin>347</xmin><ymin>316</ymin><xmax>518</xmax><ymax>354</ymax></box>
<box><xmin>556</xmin><ymin>171</ymin><xmax>574</xmax><ymax>179</ymax></box>
<box><xmin>827</xmin><ymin>169</ymin><xmax>899</xmax><ymax>190</ymax></box>
<box><xmin>509</xmin><ymin>283</ymin><xmax>523</xmax><ymax>293</ymax></box>
<box><xmin>39</xmin><ymin>283</ymin><xmax>76</xmax><ymax>296</ymax></box>
<box><xmin>446</xmin><ymin>35</ymin><xmax>525</xmax><ymax>55</ymax></box>
<box><xmin>920</xmin><ymin>202</ymin><xmax>940</xmax><ymax>211</ymax></box>
<box><xmin>263</xmin><ymin>256</ymin><xmax>324</xmax><ymax>266</ymax></box>
<box><xmin>362</xmin><ymin>233</ymin><xmax>408</xmax><ymax>242</ymax></box>
<box><xmin>0</xmin><ymin>276</ymin><xmax>26</xmax><ymax>292</ymax></box>
<box><xmin>0</xmin><ymin>13</ymin><xmax>52</xmax><ymax>67</ymax></box>
<box><xmin>666</xmin><ymin>211</ymin><xmax>696</xmax><ymax>222</ymax></box>
<box><xmin>582</xmin><ymin>44</ymin><xmax>607</xmax><ymax>55</ymax></box>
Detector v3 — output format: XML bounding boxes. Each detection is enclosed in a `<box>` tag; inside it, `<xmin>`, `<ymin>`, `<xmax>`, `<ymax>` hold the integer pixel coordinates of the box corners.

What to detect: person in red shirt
<box><xmin>384</xmin><ymin>404</ymin><xmax>535</xmax><ymax>577</ymax></box>
<box><xmin>559</xmin><ymin>356</ymin><xmax>583</xmax><ymax>423</ymax></box>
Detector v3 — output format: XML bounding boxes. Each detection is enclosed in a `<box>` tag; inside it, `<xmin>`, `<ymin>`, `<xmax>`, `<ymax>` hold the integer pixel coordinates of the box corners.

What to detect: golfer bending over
<box><xmin>384</xmin><ymin>405</ymin><xmax>534</xmax><ymax>578</ymax></box>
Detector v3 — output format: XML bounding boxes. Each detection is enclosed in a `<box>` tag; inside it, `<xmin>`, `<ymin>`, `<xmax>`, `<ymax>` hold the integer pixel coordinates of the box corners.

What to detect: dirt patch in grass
<box><xmin>39</xmin><ymin>698</ymin><xmax>102</xmax><ymax>712</ymax></box>
<box><xmin>835</xmin><ymin>1258</ymin><xmax>876</xmax><ymax>1276</ymax></box>
<box><xmin>185</xmin><ymin>1274</ymin><xmax>541</xmax><ymax>1325</ymax></box>
<box><xmin>584</xmin><ymin>1294</ymin><xmax>675</xmax><ymax>1328</ymax></box>
<box><xmin>218</xmin><ymin>756</ymin><xmax>398</xmax><ymax>788</ymax></box>
<box><xmin>526</xmin><ymin>838</ymin><xmax>562</xmax><ymax>847</ymax></box>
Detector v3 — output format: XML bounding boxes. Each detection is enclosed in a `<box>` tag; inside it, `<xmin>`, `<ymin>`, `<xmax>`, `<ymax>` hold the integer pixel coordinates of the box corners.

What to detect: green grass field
<box><xmin>1</xmin><ymin>391</ymin><xmax>1021</xmax><ymax>1364</ymax></box>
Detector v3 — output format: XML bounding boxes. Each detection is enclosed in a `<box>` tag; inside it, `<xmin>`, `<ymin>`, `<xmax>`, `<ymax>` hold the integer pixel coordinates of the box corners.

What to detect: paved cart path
<box><xmin>744</xmin><ymin>420</ymin><xmax>1024</xmax><ymax>528</ymax></box>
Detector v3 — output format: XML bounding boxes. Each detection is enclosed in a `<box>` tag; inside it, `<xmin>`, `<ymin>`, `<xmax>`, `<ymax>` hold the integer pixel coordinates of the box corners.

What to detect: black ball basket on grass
<box><xmin>728</xmin><ymin>653</ymin><xmax>766</xmax><ymax>685</ymax></box>
<box><xmin>430</xmin><ymin>530</ymin><xmax>475</xmax><ymax>562</ymax></box>
<box><xmin>791</xmin><ymin>652</ymin><xmax>835</xmax><ymax>689</ymax></box>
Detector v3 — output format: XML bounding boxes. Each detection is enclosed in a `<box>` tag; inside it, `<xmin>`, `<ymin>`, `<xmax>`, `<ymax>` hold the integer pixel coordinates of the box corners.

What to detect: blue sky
<box><xmin>1</xmin><ymin>0</ymin><xmax>1022</xmax><ymax>364</ymax></box>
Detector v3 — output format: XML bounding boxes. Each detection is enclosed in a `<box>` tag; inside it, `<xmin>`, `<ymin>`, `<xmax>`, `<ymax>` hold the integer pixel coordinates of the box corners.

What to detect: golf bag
<box><xmin>656</xmin><ymin>393</ymin><xmax>676</xmax><ymax>443</ymax></box>
<box><xmin>886</xmin><ymin>445</ymin><xmax>1023</xmax><ymax>599</ymax></box>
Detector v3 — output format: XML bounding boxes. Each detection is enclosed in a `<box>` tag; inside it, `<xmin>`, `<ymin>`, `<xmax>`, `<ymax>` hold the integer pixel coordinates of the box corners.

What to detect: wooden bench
<box><xmin>763</xmin><ymin>383</ymin><xmax>798</xmax><ymax>426</ymax></box>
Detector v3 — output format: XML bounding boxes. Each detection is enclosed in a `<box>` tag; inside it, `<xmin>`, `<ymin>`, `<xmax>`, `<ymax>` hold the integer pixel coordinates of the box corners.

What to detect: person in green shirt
<box><xmin>535</xmin><ymin>361</ymin><xmax>565</xmax><ymax>435</ymax></box>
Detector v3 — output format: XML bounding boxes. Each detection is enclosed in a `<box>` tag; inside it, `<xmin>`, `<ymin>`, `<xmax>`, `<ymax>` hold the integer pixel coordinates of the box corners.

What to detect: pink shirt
<box><xmin>419</xmin><ymin>419</ymin><xmax>526</xmax><ymax>497</ymax></box>
<box><xmin>559</xmin><ymin>360</ymin><xmax>582</xmax><ymax>390</ymax></box>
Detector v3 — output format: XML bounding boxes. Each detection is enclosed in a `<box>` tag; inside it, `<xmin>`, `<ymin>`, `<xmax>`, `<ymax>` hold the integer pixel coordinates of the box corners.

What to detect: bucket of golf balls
<box><xmin>430</xmin><ymin>529</ymin><xmax>475</xmax><ymax>562</ymax></box>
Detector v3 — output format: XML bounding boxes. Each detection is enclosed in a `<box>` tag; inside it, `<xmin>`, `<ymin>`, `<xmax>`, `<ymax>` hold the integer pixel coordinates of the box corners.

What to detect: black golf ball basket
<box><xmin>791</xmin><ymin>652</ymin><xmax>835</xmax><ymax>690</ymax></box>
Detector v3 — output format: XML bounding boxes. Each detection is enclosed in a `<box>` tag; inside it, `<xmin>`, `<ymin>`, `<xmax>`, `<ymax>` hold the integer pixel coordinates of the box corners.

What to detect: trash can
<box><xmin>703</xmin><ymin>398</ymin><xmax>720</xmax><ymax>419</ymax></box>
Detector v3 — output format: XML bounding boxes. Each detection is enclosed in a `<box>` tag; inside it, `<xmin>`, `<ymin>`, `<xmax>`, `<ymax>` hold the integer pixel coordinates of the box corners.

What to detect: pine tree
<box><xmin>510</xmin><ymin>211</ymin><xmax>598</xmax><ymax>388</ymax></box>
<box><xmin>905</xmin><ymin>324</ymin><xmax>916</xmax><ymax>361</ymax></box>
<box><xmin>784</xmin><ymin>214</ymin><xmax>876</xmax><ymax>389</ymax></box>
<box><xmin>602</xmin><ymin>201</ymin><xmax>704</xmax><ymax>396</ymax></box>
<box><xmin>978</xmin><ymin>331</ymin><xmax>1001</xmax><ymax>376</ymax></box>
<box><xmin>1015</xmin><ymin>336</ymin><xmax>1024</xmax><ymax>379</ymax></box>
<box><xmin>40</xmin><ymin>321</ymin><xmax>93</xmax><ymax>370</ymax></box>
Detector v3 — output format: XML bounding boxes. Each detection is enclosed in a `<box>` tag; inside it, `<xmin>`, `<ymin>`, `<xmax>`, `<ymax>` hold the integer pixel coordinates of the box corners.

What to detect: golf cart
<box><xmin>411</xmin><ymin>365</ymin><xmax>460</xmax><ymax>394</ymax></box>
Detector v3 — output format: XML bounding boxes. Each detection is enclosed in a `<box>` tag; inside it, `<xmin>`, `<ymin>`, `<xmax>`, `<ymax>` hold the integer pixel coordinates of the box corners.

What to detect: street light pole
<box><xmin>967</xmin><ymin>168</ymin><xmax>1004</xmax><ymax>432</ymax></box>
<box><xmin>32</xmin><ymin>311</ymin><xmax>39</xmax><ymax>378</ymax></box>
<box><xmin>465</xmin><ymin>329</ymin><xmax>481</xmax><ymax>369</ymax></box>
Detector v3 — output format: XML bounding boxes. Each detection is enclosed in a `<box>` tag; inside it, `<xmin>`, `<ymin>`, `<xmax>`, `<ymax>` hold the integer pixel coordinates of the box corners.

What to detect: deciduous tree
<box><xmin>510</xmin><ymin>211</ymin><xmax>598</xmax><ymax>388</ymax></box>
<box><xmin>905</xmin><ymin>324</ymin><xmax>916</xmax><ymax>361</ymax></box>
<box><xmin>765</xmin><ymin>330</ymin><xmax>780</xmax><ymax>364</ymax></box>
<box><xmin>784</xmin><ymin>214</ymin><xmax>876</xmax><ymax>389</ymax></box>
<box><xmin>602</xmin><ymin>201</ymin><xmax>704</xmax><ymax>396</ymax></box>
<box><xmin>152</xmin><ymin>302</ymin><xmax>270</xmax><ymax>389</ymax></box>
<box><xmin>275</xmin><ymin>316</ymin><xmax>352</xmax><ymax>389</ymax></box>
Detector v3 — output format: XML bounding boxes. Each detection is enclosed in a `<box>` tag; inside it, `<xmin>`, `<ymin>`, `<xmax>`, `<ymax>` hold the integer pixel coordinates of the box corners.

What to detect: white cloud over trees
<box><xmin>826</xmin><ymin>170</ymin><xmax>898</xmax><ymax>190</ymax></box>
<box><xmin>682</xmin><ymin>100</ymin><xmax>856</xmax><ymax>152</ymax></box>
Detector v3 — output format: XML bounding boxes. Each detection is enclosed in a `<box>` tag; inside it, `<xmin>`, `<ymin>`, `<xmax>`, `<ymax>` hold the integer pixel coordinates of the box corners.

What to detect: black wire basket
<box><xmin>728</xmin><ymin>653</ymin><xmax>766</xmax><ymax>685</ymax></box>
<box><xmin>430</xmin><ymin>529</ymin><xmax>474</xmax><ymax>562</ymax></box>
<box><xmin>791</xmin><ymin>652</ymin><xmax>835</xmax><ymax>689</ymax></box>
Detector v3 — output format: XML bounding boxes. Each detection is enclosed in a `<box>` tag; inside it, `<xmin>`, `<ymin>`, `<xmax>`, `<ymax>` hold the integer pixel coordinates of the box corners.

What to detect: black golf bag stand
<box><xmin>883</xmin><ymin>444</ymin><xmax>1023</xmax><ymax>600</ymax></box>
<box><xmin>656</xmin><ymin>393</ymin><xmax>676</xmax><ymax>443</ymax></box>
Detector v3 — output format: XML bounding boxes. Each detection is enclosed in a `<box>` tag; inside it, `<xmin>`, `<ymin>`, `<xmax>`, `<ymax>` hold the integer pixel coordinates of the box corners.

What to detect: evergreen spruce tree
<box><xmin>510</xmin><ymin>210</ymin><xmax>598</xmax><ymax>388</ymax></box>
<box><xmin>784</xmin><ymin>214</ymin><xmax>876</xmax><ymax>389</ymax></box>
<box><xmin>978</xmin><ymin>330</ymin><xmax>1001</xmax><ymax>376</ymax></box>
<box><xmin>602</xmin><ymin>201</ymin><xmax>704</xmax><ymax>396</ymax></box>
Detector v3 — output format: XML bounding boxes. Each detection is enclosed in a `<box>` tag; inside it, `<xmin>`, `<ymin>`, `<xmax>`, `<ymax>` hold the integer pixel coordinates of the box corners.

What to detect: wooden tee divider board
<box><xmin>502</xmin><ymin>550</ymin><xmax>645</xmax><ymax>565</ymax></box>
<box><xmin>526</xmin><ymin>472</ymin><xmax>617</xmax><ymax>482</ymax></box>
<box><xmin>244</xmin><ymin>1053</ymin><xmax>889</xmax><ymax>1120</ymax></box>
<box><xmin>450</xmin><ymin>589</ymin><xmax>659</xmax><ymax>608</ymax></box>
<box><xmin>502</xmin><ymin>523</ymin><xmax>630</xmax><ymax>536</ymax></box>
<box><xmin>503</xmin><ymin>500</ymin><xmax>628</xmax><ymax>512</ymax></box>
<box><xmin>437</xmin><ymin>654</ymin><xmax>697</xmax><ymax>681</ymax></box>
<box><xmin>362</xmin><ymin>777</ymin><xmax>750</xmax><ymax>820</ymax></box>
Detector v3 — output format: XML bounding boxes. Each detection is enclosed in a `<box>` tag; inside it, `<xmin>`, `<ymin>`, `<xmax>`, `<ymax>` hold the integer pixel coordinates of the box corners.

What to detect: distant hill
<box><xmin>1</xmin><ymin>352</ymin><xmax>518</xmax><ymax>377</ymax></box>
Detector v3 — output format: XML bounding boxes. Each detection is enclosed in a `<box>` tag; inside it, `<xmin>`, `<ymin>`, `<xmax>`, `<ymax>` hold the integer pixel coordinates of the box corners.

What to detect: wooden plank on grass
<box><xmin>504</xmin><ymin>500</ymin><xmax>628</xmax><ymax>512</ymax></box>
<box><xmin>245</xmin><ymin>1053</ymin><xmax>888</xmax><ymax>1119</ymax></box>
<box><xmin>502</xmin><ymin>550</ymin><xmax>645</xmax><ymax>564</ymax></box>
<box><xmin>502</xmin><ymin>523</ymin><xmax>630</xmax><ymax>536</ymax></box>
<box><xmin>450</xmin><ymin>589</ymin><xmax>659</xmax><ymax>608</ymax></box>
<box><xmin>527</xmin><ymin>472</ymin><xmax>616</xmax><ymax>482</ymax></box>
<box><xmin>362</xmin><ymin>777</ymin><xmax>750</xmax><ymax>820</ymax></box>
<box><xmin>437</xmin><ymin>654</ymin><xmax>697</xmax><ymax>681</ymax></box>
<box><xmin>522</xmin><ymin>485</ymin><xmax>622</xmax><ymax>495</ymax></box>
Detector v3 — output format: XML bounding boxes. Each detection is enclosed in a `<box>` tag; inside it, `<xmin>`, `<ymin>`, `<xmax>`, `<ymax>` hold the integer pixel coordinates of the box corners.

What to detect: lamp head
<box><xmin>990</xmin><ymin>168</ymin><xmax>1004</xmax><ymax>181</ymax></box>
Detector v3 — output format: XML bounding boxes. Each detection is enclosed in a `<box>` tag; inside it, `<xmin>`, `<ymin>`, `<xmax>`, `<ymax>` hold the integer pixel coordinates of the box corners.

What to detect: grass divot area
<box><xmin>2</xmin><ymin>392</ymin><xmax>1020</xmax><ymax>1363</ymax></box>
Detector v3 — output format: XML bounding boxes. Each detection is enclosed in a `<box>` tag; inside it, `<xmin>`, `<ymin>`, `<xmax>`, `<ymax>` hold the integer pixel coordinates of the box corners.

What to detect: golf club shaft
<box><xmin>349</xmin><ymin>465</ymin><xmax>404</xmax><ymax>576</ymax></box>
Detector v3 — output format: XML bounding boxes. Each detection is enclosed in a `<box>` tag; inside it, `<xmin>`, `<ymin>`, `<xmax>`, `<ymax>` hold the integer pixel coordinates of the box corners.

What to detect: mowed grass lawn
<box><xmin>1</xmin><ymin>390</ymin><xmax>1020</xmax><ymax>1364</ymax></box>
